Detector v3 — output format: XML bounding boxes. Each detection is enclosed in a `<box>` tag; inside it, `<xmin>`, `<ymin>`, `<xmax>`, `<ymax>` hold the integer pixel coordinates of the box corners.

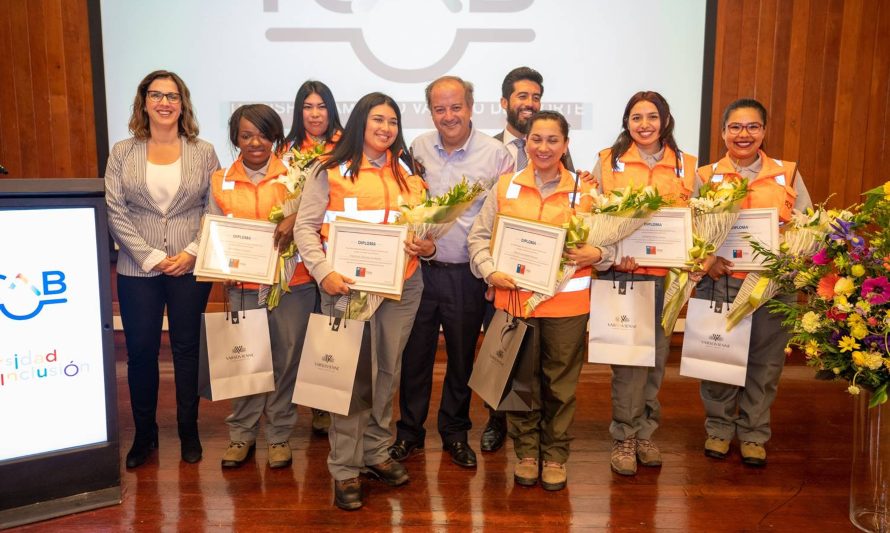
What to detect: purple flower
<box><xmin>865</xmin><ymin>335</ymin><xmax>887</xmax><ymax>352</ymax></box>
<box><xmin>861</xmin><ymin>276</ymin><xmax>890</xmax><ymax>305</ymax></box>
<box><xmin>830</xmin><ymin>218</ymin><xmax>865</xmax><ymax>249</ymax></box>
<box><xmin>812</xmin><ymin>248</ymin><xmax>830</xmax><ymax>265</ymax></box>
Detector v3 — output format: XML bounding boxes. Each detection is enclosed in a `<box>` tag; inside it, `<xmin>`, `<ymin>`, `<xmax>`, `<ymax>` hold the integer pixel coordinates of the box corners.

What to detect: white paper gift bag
<box><xmin>292</xmin><ymin>313</ymin><xmax>372</xmax><ymax>416</ymax></box>
<box><xmin>680</xmin><ymin>297</ymin><xmax>753</xmax><ymax>386</ymax></box>
<box><xmin>198</xmin><ymin>309</ymin><xmax>275</xmax><ymax>401</ymax></box>
<box><xmin>588</xmin><ymin>279</ymin><xmax>656</xmax><ymax>367</ymax></box>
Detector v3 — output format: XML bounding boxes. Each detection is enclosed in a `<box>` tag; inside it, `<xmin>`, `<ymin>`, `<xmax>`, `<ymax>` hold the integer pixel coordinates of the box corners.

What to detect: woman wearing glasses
<box><xmin>695</xmin><ymin>98</ymin><xmax>811</xmax><ymax>467</ymax></box>
<box><xmin>106</xmin><ymin>70</ymin><xmax>220</xmax><ymax>468</ymax></box>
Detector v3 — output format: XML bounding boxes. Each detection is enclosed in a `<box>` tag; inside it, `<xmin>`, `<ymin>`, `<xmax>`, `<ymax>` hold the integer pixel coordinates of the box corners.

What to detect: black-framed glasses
<box><xmin>146</xmin><ymin>91</ymin><xmax>181</xmax><ymax>104</ymax></box>
<box><xmin>725</xmin><ymin>122</ymin><xmax>763</xmax><ymax>135</ymax></box>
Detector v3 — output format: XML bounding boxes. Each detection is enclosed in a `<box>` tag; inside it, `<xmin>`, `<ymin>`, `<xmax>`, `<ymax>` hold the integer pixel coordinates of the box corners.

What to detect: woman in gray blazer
<box><xmin>105</xmin><ymin>70</ymin><xmax>220</xmax><ymax>468</ymax></box>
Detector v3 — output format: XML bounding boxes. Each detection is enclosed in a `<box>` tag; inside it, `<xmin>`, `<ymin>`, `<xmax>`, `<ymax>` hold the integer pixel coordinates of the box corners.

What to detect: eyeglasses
<box><xmin>725</xmin><ymin>122</ymin><xmax>763</xmax><ymax>135</ymax></box>
<box><xmin>146</xmin><ymin>91</ymin><xmax>182</xmax><ymax>104</ymax></box>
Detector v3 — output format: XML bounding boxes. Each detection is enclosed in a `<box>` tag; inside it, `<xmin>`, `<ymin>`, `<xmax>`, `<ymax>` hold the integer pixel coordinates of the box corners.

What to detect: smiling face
<box><xmin>429</xmin><ymin>80</ymin><xmax>472</xmax><ymax>151</ymax></box>
<box><xmin>144</xmin><ymin>77</ymin><xmax>181</xmax><ymax>130</ymax></box>
<box><xmin>526</xmin><ymin>118</ymin><xmax>568</xmax><ymax>176</ymax></box>
<box><xmin>237</xmin><ymin>117</ymin><xmax>273</xmax><ymax>171</ymax></box>
<box><xmin>722</xmin><ymin>106</ymin><xmax>766</xmax><ymax>165</ymax></box>
<box><xmin>627</xmin><ymin>100</ymin><xmax>662</xmax><ymax>154</ymax></box>
<box><xmin>502</xmin><ymin>79</ymin><xmax>542</xmax><ymax>135</ymax></box>
<box><xmin>363</xmin><ymin>103</ymin><xmax>399</xmax><ymax>160</ymax></box>
<box><xmin>302</xmin><ymin>92</ymin><xmax>329</xmax><ymax>139</ymax></box>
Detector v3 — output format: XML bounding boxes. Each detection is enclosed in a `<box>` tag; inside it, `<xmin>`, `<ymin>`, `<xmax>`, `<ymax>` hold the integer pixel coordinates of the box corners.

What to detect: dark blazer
<box><xmin>494</xmin><ymin>129</ymin><xmax>576</xmax><ymax>173</ymax></box>
<box><xmin>105</xmin><ymin>136</ymin><xmax>220</xmax><ymax>277</ymax></box>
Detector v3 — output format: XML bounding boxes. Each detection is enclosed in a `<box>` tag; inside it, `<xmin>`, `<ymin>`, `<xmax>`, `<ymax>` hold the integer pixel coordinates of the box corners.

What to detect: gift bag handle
<box><xmin>610</xmin><ymin>268</ymin><xmax>634</xmax><ymax>293</ymax></box>
<box><xmin>708</xmin><ymin>276</ymin><xmax>731</xmax><ymax>312</ymax></box>
<box><xmin>223</xmin><ymin>284</ymin><xmax>247</xmax><ymax>324</ymax></box>
<box><xmin>330</xmin><ymin>290</ymin><xmax>352</xmax><ymax>331</ymax></box>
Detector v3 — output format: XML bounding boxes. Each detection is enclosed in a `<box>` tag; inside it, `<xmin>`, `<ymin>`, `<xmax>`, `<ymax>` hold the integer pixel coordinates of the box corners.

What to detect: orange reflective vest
<box><xmin>599</xmin><ymin>144</ymin><xmax>698</xmax><ymax>277</ymax></box>
<box><xmin>211</xmin><ymin>155</ymin><xmax>311</xmax><ymax>287</ymax></box>
<box><xmin>698</xmin><ymin>151</ymin><xmax>798</xmax><ymax>278</ymax></box>
<box><xmin>493</xmin><ymin>164</ymin><xmax>593</xmax><ymax>318</ymax></box>
<box><xmin>321</xmin><ymin>151</ymin><xmax>427</xmax><ymax>281</ymax></box>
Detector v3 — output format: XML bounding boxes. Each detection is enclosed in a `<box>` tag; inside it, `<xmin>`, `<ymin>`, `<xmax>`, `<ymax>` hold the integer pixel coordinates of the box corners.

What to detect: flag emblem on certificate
<box><xmin>228</xmin><ymin>258</ymin><xmax>240</xmax><ymax>268</ymax></box>
<box><xmin>645</xmin><ymin>245</ymin><xmax>657</xmax><ymax>255</ymax></box>
<box><xmin>355</xmin><ymin>266</ymin><xmax>366</xmax><ymax>277</ymax></box>
<box><xmin>515</xmin><ymin>264</ymin><xmax>526</xmax><ymax>274</ymax></box>
<box><xmin>732</xmin><ymin>249</ymin><xmax>743</xmax><ymax>258</ymax></box>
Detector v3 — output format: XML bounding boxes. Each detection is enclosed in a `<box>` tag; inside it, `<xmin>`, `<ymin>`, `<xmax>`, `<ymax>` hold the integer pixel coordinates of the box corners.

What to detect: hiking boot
<box><xmin>268</xmin><ymin>441</ymin><xmax>293</xmax><ymax>469</ymax></box>
<box><xmin>364</xmin><ymin>458</ymin><xmax>409</xmax><ymax>486</ymax></box>
<box><xmin>311</xmin><ymin>409</ymin><xmax>331</xmax><ymax>436</ymax></box>
<box><xmin>704</xmin><ymin>435</ymin><xmax>731</xmax><ymax>459</ymax></box>
<box><xmin>541</xmin><ymin>461</ymin><xmax>567</xmax><ymax>491</ymax></box>
<box><xmin>334</xmin><ymin>477</ymin><xmax>362</xmax><ymax>510</ymax></box>
<box><xmin>221</xmin><ymin>441</ymin><xmax>255</xmax><ymax>468</ymax></box>
<box><xmin>611</xmin><ymin>439</ymin><xmax>637</xmax><ymax>476</ymax></box>
<box><xmin>740</xmin><ymin>441</ymin><xmax>767</xmax><ymax>466</ymax></box>
<box><xmin>514</xmin><ymin>457</ymin><xmax>539</xmax><ymax>487</ymax></box>
<box><xmin>636</xmin><ymin>439</ymin><xmax>663</xmax><ymax>467</ymax></box>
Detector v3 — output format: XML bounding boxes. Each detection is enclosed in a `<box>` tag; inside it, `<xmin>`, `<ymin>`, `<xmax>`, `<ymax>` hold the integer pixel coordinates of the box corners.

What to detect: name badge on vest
<box><xmin>774</xmin><ymin>175</ymin><xmax>786</xmax><ymax>186</ymax></box>
<box><xmin>614</xmin><ymin>160</ymin><xmax>625</xmax><ymax>172</ymax></box>
<box><xmin>221</xmin><ymin>178</ymin><xmax>236</xmax><ymax>191</ymax></box>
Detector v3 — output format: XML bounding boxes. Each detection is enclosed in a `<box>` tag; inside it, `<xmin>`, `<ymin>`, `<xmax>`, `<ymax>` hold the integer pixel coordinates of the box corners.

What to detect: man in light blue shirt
<box><xmin>388</xmin><ymin>76</ymin><xmax>513</xmax><ymax>468</ymax></box>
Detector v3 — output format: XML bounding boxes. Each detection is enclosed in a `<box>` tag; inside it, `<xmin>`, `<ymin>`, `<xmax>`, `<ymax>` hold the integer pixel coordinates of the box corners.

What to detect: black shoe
<box><xmin>125</xmin><ymin>437</ymin><xmax>158</xmax><ymax>469</ymax></box>
<box><xmin>181</xmin><ymin>437</ymin><xmax>203</xmax><ymax>464</ymax></box>
<box><xmin>388</xmin><ymin>439</ymin><xmax>424</xmax><ymax>462</ymax></box>
<box><xmin>480</xmin><ymin>419</ymin><xmax>506</xmax><ymax>452</ymax></box>
<box><xmin>363</xmin><ymin>458</ymin><xmax>409</xmax><ymax>486</ymax></box>
<box><xmin>445</xmin><ymin>441</ymin><xmax>477</xmax><ymax>468</ymax></box>
<box><xmin>334</xmin><ymin>477</ymin><xmax>363</xmax><ymax>510</ymax></box>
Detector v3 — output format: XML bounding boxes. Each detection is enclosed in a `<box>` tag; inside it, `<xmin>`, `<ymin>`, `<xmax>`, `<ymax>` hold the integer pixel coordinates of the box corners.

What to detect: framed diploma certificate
<box><xmin>194</xmin><ymin>215</ymin><xmax>279</xmax><ymax>284</ymax></box>
<box><xmin>491</xmin><ymin>215</ymin><xmax>566</xmax><ymax>296</ymax></box>
<box><xmin>715</xmin><ymin>208</ymin><xmax>779</xmax><ymax>271</ymax></box>
<box><xmin>327</xmin><ymin>220</ymin><xmax>409</xmax><ymax>297</ymax></box>
<box><xmin>616</xmin><ymin>208</ymin><xmax>694</xmax><ymax>268</ymax></box>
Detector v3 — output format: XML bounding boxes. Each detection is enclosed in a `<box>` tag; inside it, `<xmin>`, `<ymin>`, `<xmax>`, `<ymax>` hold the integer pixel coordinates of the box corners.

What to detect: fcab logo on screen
<box><xmin>0</xmin><ymin>271</ymin><xmax>68</xmax><ymax>320</ymax></box>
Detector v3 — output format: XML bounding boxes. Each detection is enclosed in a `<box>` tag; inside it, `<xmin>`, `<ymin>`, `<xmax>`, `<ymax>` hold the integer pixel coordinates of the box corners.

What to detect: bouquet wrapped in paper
<box><xmin>724</xmin><ymin>206</ymin><xmax>842</xmax><ymax>330</ymax></box>
<box><xmin>262</xmin><ymin>142</ymin><xmax>324</xmax><ymax>309</ymax></box>
<box><xmin>396</xmin><ymin>176</ymin><xmax>488</xmax><ymax>239</ymax></box>
<box><xmin>346</xmin><ymin>177</ymin><xmax>489</xmax><ymax>320</ymax></box>
<box><xmin>661</xmin><ymin>179</ymin><xmax>749</xmax><ymax>335</ymax></box>
<box><xmin>524</xmin><ymin>185</ymin><xmax>668</xmax><ymax>314</ymax></box>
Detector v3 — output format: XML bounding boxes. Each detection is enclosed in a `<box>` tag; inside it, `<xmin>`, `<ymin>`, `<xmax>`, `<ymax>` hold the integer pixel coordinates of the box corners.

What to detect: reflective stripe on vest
<box><xmin>562</xmin><ymin>276</ymin><xmax>591</xmax><ymax>293</ymax></box>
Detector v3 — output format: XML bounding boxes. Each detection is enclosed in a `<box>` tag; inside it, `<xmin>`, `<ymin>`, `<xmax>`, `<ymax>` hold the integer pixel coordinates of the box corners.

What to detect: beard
<box><xmin>506</xmin><ymin>105</ymin><xmax>536</xmax><ymax>135</ymax></box>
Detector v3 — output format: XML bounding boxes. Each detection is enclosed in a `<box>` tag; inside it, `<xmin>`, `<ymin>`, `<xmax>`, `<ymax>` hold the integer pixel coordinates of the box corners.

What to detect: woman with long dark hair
<box><xmin>593</xmin><ymin>90</ymin><xmax>701</xmax><ymax>477</ymax></box>
<box><xmin>294</xmin><ymin>92</ymin><xmax>431</xmax><ymax>510</ymax></box>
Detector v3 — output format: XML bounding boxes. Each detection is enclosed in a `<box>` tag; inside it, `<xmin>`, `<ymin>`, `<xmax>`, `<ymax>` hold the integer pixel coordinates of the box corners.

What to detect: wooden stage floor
<box><xmin>13</xmin><ymin>334</ymin><xmax>857</xmax><ymax>531</ymax></box>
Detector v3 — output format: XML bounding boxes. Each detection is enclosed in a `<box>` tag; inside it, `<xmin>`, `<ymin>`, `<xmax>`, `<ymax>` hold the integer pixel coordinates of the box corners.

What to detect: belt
<box><xmin>425</xmin><ymin>260</ymin><xmax>469</xmax><ymax>269</ymax></box>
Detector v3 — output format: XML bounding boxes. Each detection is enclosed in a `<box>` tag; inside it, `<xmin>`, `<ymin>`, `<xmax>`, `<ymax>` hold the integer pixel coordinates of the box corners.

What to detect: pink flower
<box><xmin>812</xmin><ymin>248</ymin><xmax>830</xmax><ymax>265</ymax></box>
<box><xmin>861</xmin><ymin>276</ymin><xmax>890</xmax><ymax>305</ymax></box>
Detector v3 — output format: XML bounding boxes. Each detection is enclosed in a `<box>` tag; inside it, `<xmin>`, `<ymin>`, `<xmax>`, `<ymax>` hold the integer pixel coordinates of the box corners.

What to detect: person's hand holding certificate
<box><xmin>326</xmin><ymin>220</ymin><xmax>409</xmax><ymax>297</ymax></box>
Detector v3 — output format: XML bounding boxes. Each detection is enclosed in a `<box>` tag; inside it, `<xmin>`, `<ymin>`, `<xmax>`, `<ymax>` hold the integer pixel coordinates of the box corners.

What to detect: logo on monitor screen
<box><xmin>0</xmin><ymin>271</ymin><xmax>68</xmax><ymax>320</ymax></box>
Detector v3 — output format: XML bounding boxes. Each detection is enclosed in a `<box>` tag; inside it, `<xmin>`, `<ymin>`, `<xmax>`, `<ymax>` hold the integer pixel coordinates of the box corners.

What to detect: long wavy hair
<box><xmin>609</xmin><ymin>91</ymin><xmax>682</xmax><ymax>176</ymax></box>
<box><xmin>284</xmin><ymin>80</ymin><xmax>343</xmax><ymax>147</ymax></box>
<box><xmin>128</xmin><ymin>70</ymin><xmax>199</xmax><ymax>142</ymax></box>
<box><xmin>320</xmin><ymin>92</ymin><xmax>420</xmax><ymax>191</ymax></box>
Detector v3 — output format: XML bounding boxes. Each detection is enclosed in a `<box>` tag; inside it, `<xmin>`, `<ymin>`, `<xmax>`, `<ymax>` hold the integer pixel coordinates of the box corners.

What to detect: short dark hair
<box><xmin>501</xmin><ymin>66</ymin><xmax>544</xmax><ymax>100</ymax></box>
<box><xmin>722</xmin><ymin>98</ymin><xmax>768</xmax><ymax>128</ymax></box>
<box><xmin>228</xmin><ymin>104</ymin><xmax>285</xmax><ymax>153</ymax></box>
<box><xmin>284</xmin><ymin>80</ymin><xmax>343</xmax><ymax>146</ymax></box>
<box><xmin>527</xmin><ymin>110</ymin><xmax>569</xmax><ymax>139</ymax></box>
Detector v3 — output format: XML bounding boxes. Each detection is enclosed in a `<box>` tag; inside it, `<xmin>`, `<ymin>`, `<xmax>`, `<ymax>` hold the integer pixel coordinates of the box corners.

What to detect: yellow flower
<box><xmin>867</xmin><ymin>352</ymin><xmax>885</xmax><ymax>370</ymax></box>
<box><xmin>835</xmin><ymin>277</ymin><xmax>856</xmax><ymax>297</ymax></box>
<box><xmin>801</xmin><ymin>312</ymin><xmax>821</xmax><ymax>333</ymax></box>
<box><xmin>883</xmin><ymin>181</ymin><xmax>890</xmax><ymax>200</ymax></box>
<box><xmin>849</xmin><ymin>384</ymin><xmax>862</xmax><ymax>395</ymax></box>
<box><xmin>804</xmin><ymin>340</ymin><xmax>820</xmax><ymax>357</ymax></box>
<box><xmin>839</xmin><ymin>336</ymin><xmax>861</xmax><ymax>352</ymax></box>
<box><xmin>851</xmin><ymin>264</ymin><xmax>866</xmax><ymax>278</ymax></box>
<box><xmin>857</xmin><ymin>300</ymin><xmax>872</xmax><ymax>314</ymax></box>
<box><xmin>851</xmin><ymin>324</ymin><xmax>869</xmax><ymax>340</ymax></box>
<box><xmin>848</xmin><ymin>313</ymin><xmax>865</xmax><ymax>327</ymax></box>
<box><xmin>833</xmin><ymin>367</ymin><xmax>842</xmax><ymax>375</ymax></box>
<box><xmin>852</xmin><ymin>351</ymin><xmax>867</xmax><ymax>367</ymax></box>
<box><xmin>834</xmin><ymin>295</ymin><xmax>853</xmax><ymax>312</ymax></box>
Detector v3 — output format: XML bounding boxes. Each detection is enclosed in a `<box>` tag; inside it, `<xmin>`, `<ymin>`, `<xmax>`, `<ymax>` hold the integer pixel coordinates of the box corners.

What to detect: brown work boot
<box><xmin>221</xmin><ymin>441</ymin><xmax>255</xmax><ymax>468</ymax></box>
<box><xmin>636</xmin><ymin>439</ymin><xmax>663</xmax><ymax>467</ymax></box>
<box><xmin>704</xmin><ymin>435</ymin><xmax>731</xmax><ymax>459</ymax></box>
<box><xmin>333</xmin><ymin>477</ymin><xmax>362</xmax><ymax>510</ymax></box>
<box><xmin>364</xmin><ymin>458</ymin><xmax>409</xmax><ymax>486</ymax></box>
<box><xmin>514</xmin><ymin>457</ymin><xmax>539</xmax><ymax>487</ymax></box>
<box><xmin>740</xmin><ymin>441</ymin><xmax>767</xmax><ymax>466</ymax></box>
<box><xmin>311</xmin><ymin>409</ymin><xmax>331</xmax><ymax>436</ymax></box>
<box><xmin>268</xmin><ymin>441</ymin><xmax>292</xmax><ymax>469</ymax></box>
<box><xmin>611</xmin><ymin>439</ymin><xmax>637</xmax><ymax>476</ymax></box>
<box><xmin>541</xmin><ymin>461</ymin><xmax>567</xmax><ymax>491</ymax></box>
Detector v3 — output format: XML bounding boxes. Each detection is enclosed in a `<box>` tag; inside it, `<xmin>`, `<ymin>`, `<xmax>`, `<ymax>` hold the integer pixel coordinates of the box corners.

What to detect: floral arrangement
<box><xmin>396</xmin><ymin>177</ymin><xmax>488</xmax><ymax>239</ymax></box>
<box><xmin>263</xmin><ymin>139</ymin><xmax>326</xmax><ymax>309</ymax></box>
<box><xmin>522</xmin><ymin>185</ymin><xmax>668</xmax><ymax>315</ymax></box>
<box><xmin>759</xmin><ymin>185</ymin><xmax>890</xmax><ymax>406</ymax></box>
<box><xmin>661</xmin><ymin>179</ymin><xmax>749</xmax><ymax>336</ymax></box>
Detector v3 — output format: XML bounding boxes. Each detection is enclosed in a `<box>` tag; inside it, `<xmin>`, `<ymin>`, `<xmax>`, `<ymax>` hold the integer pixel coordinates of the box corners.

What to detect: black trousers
<box><xmin>118</xmin><ymin>273</ymin><xmax>212</xmax><ymax>443</ymax></box>
<box><xmin>396</xmin><ymin>262</ymin><xmax>486</xmax><ymax>445</ymax></box>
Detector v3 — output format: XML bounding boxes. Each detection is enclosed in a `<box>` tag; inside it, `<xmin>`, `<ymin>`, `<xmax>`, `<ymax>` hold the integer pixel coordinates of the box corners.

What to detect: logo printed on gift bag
<box><xmin>226</xmin><ymin>345</ymin><xmax>254</xmax><ymax>361</ymax></box>
<box><xmin>607</xmin><ymin>314</ymin><xmax>636</xmax><ymax>329</ymax></box>
<box><xmin>702</xmin><ymin>332</ymin><xmax>730</xmax><ymax>349</ymax></box>
<box><xmin>314</xmin><ymin>352</ymin><xmax>340</xmax><ymax>372</ymax></box>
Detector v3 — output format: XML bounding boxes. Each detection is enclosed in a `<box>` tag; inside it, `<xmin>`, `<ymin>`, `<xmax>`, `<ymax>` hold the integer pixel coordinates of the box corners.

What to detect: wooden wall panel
<box><xmin>0</xmin><ymin>0</ymin><xmax>97</xmax><ymax>179</ymax></box>
<box><xmin>708</xmin><ymin>0</ymin><xmax>890</xmax><ymax>209</ymax></box>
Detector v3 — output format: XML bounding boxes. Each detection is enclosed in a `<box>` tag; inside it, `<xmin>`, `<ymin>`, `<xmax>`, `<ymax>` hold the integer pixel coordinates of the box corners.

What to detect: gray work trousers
<box><xmin>609</xmin><ymin>272</ymin><xmax>670</xmax><ymax>441</ymax></box>
<box><xmin>225</xmin><ymin>283</ymin><xmax>317</xmax><ymax>444</ymax></box>
<box><xmin>321</xmin><ymin>269</ymin><xmax>423</xmax><ymax>480</ymax></box>
<box><xmin>696</xmin><ymin>276</ymin><xmax>792</xmax><ymax>444</ymax></box>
